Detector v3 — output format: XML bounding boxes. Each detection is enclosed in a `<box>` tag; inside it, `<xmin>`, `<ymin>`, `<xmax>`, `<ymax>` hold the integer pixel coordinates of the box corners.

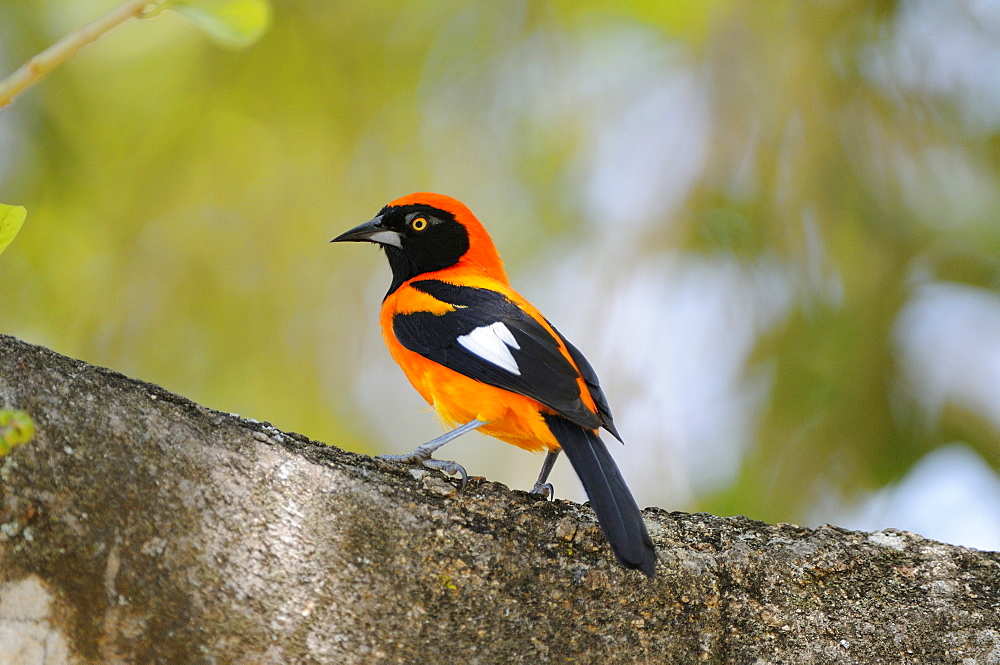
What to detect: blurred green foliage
<box><xmin>0</xmin><ymin>0</ymin><xmax>997</xmax><ymax>526</ymax></box>
<box><xmin>0</xmin><ymin>203</ymin><xmax>26</xmax><ymax>255</ymax></box>
<box><xmin>0</xmin><ymin>409</ymin><xmax>35</xmax><ymax>455</ymax></box>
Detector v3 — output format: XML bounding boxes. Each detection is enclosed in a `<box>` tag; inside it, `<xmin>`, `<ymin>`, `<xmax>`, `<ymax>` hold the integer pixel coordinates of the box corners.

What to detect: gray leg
<box><xmin>379</xmin><ymin>419</ymin><xmax>488</xmax><ymax>488</ymax></box>
<box><xmin>530</xmin><ymin>449</ymin><xmax>560</xmax><ymax>499</ymax></box>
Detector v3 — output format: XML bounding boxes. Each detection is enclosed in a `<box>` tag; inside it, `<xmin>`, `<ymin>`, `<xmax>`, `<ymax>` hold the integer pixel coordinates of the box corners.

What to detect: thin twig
<box><xmin>0</xmin><ymin>0</ymin><xmax>163</xmax><ymax>110</ymax></box>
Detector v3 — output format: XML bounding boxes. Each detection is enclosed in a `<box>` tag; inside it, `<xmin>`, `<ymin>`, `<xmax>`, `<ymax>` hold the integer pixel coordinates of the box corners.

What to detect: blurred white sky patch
<box><xmin>559</xmin><ymin>28</ymin><xmax>710</xmax><ymax>238</ymax></box>
<box><xmin>896</xmin><ymin>281</ymin><xmax>1000</xmax><ymax>428</ymax></box>
<box><xmin>867</xmin><ymin>0</ymin><xmax>1000</xmax><ymax>132</ymax></box>
<box><xmin>824</xmin><ymin>444</ymin><xmax>1000</xmax><ymax>551</ymax></box>
<box><xmin>858</xmin><ymin>1</ymin><xmax>1000</xmax><ymax>231</ymax></box>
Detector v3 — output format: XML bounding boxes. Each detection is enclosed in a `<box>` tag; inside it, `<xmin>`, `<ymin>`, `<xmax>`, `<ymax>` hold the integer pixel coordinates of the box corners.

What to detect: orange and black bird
<box><xmin>332</xmin><ymin>193</ymin><xmax>656</xmax><ymax>577</ymax></box>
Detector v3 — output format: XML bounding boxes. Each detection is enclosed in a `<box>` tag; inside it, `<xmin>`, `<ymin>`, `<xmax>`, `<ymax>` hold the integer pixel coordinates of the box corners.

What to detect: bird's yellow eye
<box><xmin>410</xmin><ymin>217</ymin><xmax>428</xmax><ymax>231</ymax></box>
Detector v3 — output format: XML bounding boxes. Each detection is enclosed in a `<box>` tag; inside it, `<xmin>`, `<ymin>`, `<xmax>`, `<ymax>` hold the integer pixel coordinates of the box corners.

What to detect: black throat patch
<box><xmin>379</xmin><ymin>205</ymin><xmax>470</xmax><ymax>299</ymax></box>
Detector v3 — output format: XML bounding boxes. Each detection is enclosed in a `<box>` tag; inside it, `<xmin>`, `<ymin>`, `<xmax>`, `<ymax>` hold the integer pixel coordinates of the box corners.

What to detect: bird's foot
<box><xmin>529</xmin><ymin>481</ymin><xmax>554</xmax><ymax>500</ymax></box>
<box><xmin>378</xmin><ymin>419</ymin><xmax>486</xmax><ymax>491</ymax></box>
<box><xmin>379</xmin><ymin>450</ymin><xmax>468</xmax><ymax>490</ymax></box>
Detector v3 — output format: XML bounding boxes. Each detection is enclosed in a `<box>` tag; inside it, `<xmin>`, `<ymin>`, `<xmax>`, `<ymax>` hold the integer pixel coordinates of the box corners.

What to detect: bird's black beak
<box><xmin>330</xmin><ymin>215</ymin><xmax>401</xmax><ymax>247</ymax></box>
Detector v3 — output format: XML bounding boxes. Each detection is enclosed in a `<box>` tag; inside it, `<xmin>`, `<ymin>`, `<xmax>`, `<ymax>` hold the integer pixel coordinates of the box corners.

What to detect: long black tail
<box><xmin>544</xmin><ymin>414</ymin><xmax>656</xmax><ymax>577</ymax></box>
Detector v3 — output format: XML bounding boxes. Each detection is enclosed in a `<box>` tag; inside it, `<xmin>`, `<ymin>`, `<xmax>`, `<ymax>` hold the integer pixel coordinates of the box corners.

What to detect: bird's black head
<box><xmin>331</xmin><ymin>194</ymin><xmax>474</xmax><ymax>298</ymax></box>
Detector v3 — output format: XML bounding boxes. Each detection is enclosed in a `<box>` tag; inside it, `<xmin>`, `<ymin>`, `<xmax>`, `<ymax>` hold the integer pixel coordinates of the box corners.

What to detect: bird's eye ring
<box><xmin>410</xmin><ymin>217</ymin><xmax>428</xmax><ymax>231</ymax></box>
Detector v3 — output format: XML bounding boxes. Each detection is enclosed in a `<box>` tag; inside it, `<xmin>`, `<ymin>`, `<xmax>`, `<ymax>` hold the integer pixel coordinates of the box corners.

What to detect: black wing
<box><xmin>552</xmin><ymin>329</ymin><xmax>621</xmax><ymax>441</ymax></box>
<box><xmin>393</xmin><ymin>280</ymin><xmax>608</xmax><ymax>432</ymax></box>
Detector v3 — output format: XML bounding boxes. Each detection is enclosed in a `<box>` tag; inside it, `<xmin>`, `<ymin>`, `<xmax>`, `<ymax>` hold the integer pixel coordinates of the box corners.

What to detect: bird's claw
<box><xmin>530</xmin><ymin>482</ymin><xmax>555</xmax><ymax>500</ymax></box>
<box><xmin>422</xmin><ymin>458</ymin><xmax>468</xmax><ymax>490</ymax></box>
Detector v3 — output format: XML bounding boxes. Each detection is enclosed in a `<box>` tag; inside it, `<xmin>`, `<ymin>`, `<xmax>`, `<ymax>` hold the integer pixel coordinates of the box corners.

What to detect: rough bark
<box><xmin>0</xmin><ymin>333</ymin><xmax>998</xmax><ymax>664</ymax></box>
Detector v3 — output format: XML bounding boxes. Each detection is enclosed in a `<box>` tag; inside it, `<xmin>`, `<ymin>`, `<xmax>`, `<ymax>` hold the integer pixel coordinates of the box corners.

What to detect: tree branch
<box><xmin>0</xmin><ymin>0</ymin><xmax>162</xmax><ymax>110</ymax></box>
<box><xmin>1</xmin><ymin>333</ymin><xmax>998</xmax><ymax>663</ymax></box>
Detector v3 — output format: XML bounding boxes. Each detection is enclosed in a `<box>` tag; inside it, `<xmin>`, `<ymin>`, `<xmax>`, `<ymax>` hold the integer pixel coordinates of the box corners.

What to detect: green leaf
<box><xmin>170</xmin><ymin>0</ymin><xmax>272</xmax><ymax>49</ymax></box>
<box><xmin>0</xmin><ymin>203</ymin><xmax>26</xmax><ymax>256</ymax></box>
<box><xmin>0</xmin><ymin>409</ymin><xmax>35</xmax><ymax>456</ymax></box>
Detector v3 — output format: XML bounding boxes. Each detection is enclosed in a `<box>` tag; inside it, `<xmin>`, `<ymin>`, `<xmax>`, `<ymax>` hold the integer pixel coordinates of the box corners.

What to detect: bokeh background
<box><xmin>2</xmin><ymin>0</ymin><xmax>1000</xmax><ymax>549</ymax></box>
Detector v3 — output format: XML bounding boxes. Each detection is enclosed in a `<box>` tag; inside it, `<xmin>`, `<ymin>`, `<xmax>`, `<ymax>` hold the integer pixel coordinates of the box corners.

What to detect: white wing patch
<box><xmin>457</xmin><ymin>322</ymin><xmax>521</xmax><ymax>375</ymax></box>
